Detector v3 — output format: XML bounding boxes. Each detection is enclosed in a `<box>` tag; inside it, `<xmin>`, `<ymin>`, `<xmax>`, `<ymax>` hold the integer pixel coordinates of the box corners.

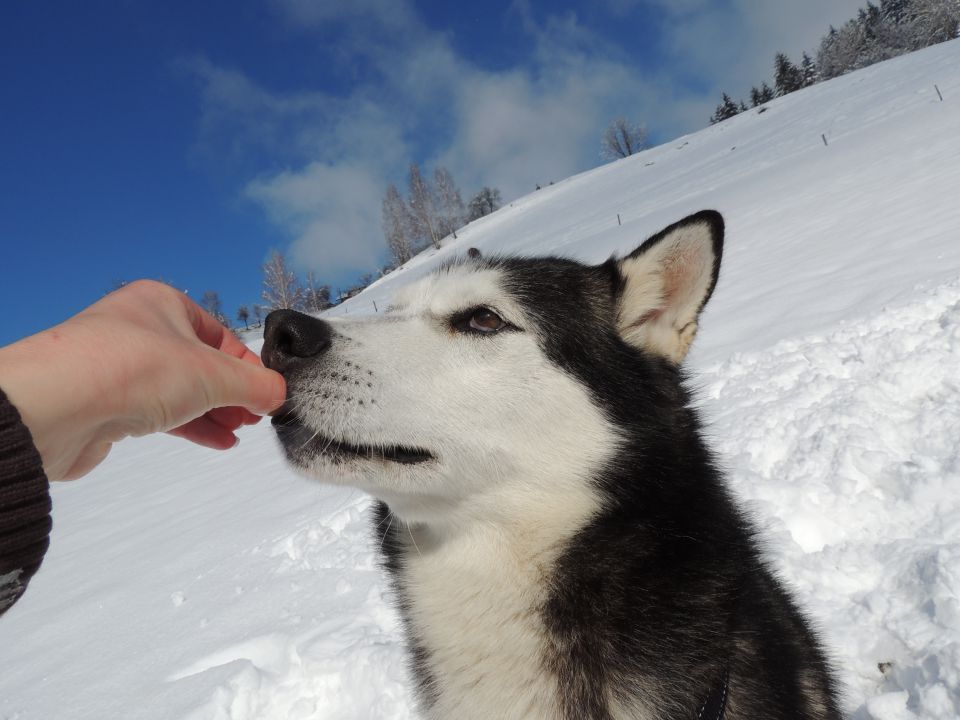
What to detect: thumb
<box><xmin>204</xmin><ymin>352</ymin><xmax>287</xmax><ymax>415</ymax></box>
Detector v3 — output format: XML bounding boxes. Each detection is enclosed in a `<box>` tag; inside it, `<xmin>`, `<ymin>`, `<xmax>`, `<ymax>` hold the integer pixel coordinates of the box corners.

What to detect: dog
<box><xmin>261</xmin><ymin>210</ymin><xmax>841</xmax><ymax>719</ymax></box>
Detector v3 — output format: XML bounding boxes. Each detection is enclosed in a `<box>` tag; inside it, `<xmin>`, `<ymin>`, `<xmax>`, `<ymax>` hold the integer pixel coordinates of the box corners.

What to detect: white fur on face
<box><xmin>283</xmin><ymin>263</ymin><xmax>620</xmax><ymax>528</ymax></box>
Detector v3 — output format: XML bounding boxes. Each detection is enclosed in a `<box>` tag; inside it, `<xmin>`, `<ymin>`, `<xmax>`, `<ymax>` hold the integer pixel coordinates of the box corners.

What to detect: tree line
<box><xmin>381</xmin><ymin>164</ymin><xmax>502</xmax><ymax>267</ymax></box>
<box><xmin>710</xmin><ymin>0</ymin><xmax>960</xmax><ymax>123</ymax></box>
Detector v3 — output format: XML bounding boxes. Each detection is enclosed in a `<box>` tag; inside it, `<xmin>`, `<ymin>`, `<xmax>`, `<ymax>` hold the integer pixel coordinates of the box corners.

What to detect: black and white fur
<box><xmin>261</xmin><ymin>211</ymin><xmax>842</xmax><ymax>719</ymax></box>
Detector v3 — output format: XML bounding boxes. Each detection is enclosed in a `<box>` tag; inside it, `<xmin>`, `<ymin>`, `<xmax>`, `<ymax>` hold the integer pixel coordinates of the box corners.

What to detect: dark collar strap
<box><xmin>697</xmin><ymin>669</ymin><xmax>729</xmax><ymax>720</ymax></box>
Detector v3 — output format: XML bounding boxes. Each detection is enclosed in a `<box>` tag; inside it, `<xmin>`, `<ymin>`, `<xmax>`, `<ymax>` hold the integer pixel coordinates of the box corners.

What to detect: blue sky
<box><xmin>0</xmin><ymin>0</ymin><xmax>864</xmax><ymax>345</ymax></box>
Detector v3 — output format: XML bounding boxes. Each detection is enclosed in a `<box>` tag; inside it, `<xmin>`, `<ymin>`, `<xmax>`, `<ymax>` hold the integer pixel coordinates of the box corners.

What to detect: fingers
<box><xmin>168</xmin><ymin>415</ymin><xmax>239</xmax><ymax>450</ymax></box>
<box><xmin>180</xmin><ymin>292</ymin><xmax>236</xmax><ymax>354</ymax></box>
<box><xmin>206</xmin><ymin>405</ymin><xmax>261</xmax><ymax>430</ymax></box>
<box><xmin>176</xmin><ymin>291</ymin><xmax>287</xmax><ymax>414</ymax></box>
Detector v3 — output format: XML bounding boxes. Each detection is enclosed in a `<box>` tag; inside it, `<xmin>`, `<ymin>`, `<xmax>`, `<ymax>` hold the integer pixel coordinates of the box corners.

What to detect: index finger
<box><xmin>180</xmin><ymin>293</ymin><xmax>256</xmax><ymax>362</ymax></box>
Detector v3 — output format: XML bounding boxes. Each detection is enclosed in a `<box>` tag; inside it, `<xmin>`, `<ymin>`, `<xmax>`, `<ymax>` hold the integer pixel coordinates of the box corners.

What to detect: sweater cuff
<box><xmin>0</xmin><ymin>386</ymin><xmax>52</xmax><ymax>617</ymax></box>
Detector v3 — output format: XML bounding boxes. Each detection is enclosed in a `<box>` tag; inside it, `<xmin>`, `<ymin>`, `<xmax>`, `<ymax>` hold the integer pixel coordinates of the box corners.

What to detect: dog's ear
<box><xmin>613</xmin><ymin>210</ymin><xmax>723</xmax><ymax>364</ymax></box>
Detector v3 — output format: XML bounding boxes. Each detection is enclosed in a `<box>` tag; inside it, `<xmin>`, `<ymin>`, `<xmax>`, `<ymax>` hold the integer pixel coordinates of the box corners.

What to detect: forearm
<box><xmin>0</xmin><ymin>386</ymin><xmax>52</xmax><ymax>617</ymax></box>
<box><xmin>0</xmin><ymin>322</ymin><xmax>119</xmax><ymax>481</ymax></box>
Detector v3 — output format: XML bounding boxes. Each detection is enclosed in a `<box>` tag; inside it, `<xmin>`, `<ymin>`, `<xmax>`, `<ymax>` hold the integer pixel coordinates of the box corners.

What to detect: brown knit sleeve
<box><xmin>0</xmin><ymin>386</ymin><xmax>52</xmax><ymax>617</ymax></box>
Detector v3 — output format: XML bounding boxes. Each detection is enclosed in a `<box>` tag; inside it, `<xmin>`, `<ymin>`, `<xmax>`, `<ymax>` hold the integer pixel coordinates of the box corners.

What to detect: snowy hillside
<box><xmin>3</xmin><ymin>39</ymin><xmax>960</xmax><ymax>720</ymax></box>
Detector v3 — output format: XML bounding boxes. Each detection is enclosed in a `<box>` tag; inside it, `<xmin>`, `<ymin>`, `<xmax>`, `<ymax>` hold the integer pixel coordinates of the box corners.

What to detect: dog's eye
<box><xmin>452</xmin><ymin>308</ymin><xmax>508</xmax><ymax>334</ymax></box>
<box><xmin>469</xmin><ymin>309</ymin><xmax>505</xmax><ymax>333</ymax></box>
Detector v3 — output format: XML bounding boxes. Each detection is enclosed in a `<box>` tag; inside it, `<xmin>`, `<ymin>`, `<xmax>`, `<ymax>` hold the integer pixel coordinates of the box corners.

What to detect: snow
<box><xmin>3</xmin><ymin>38</ymin><xmax>960</xmax><ymax>720</ymax></box>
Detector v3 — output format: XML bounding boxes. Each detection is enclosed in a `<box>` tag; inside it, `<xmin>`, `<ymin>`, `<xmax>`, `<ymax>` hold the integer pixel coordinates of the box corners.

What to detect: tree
<box><xmin>817</xmin><ymin>23</ymin><xmax>864</xmax><ymax>79</ymax></box>
<box><xmin>237</xmin><ymin>305</ymin><xmax>250</xmax><ymax>330</ymax></box>
<box><xmin>252</xmin><ymin>305</ymin><xmax>264</xmax><ymax>327</ymax></box>
<box><xmin>407</xmin><ymin>163</ymin><xmax>441</xmax><ymax>249</ymax></box>
<box><xmin>262</xmin><ymin>250</ymin><xmax>304</xmax><ymax>310</ymax></box>
<box><xmin>467</xmin><ymin>187</ymin><xmax>502</xmax><ymax>222</ymax></box>
<box><xmin>199</xmin><ymin>291</ymin><xmax>230</xmax><ymax>328</ymax></box>
<box><xmin>709</xmin><ymin>93</ymin><xmax>742</xmax><ymax>124</ymax></box>
<box><xmin>303</xmin><ymin>270</ymin><xmax>331</xmax><ymax>313</ymax></box>
<box><xmin>774</xmin><ymin>53</ymin><xmax>805</xmax><ymax>96</ymax></box>
<box><xmin>800</xmin><ymin>52</ymin><xmax>818</xmax><ymax>87</ymax></box>
<box><xmin>433</xmin><ymin>166</ymin><xmax>466</xmax><ymax>238</ymax></box>
<box><xmin>903</xmin><ymin>0</ymin><xmax>960</xmax><ymax>47</ymax></box>
<box><xmin>750</xmin><ymin>82</ymin><xmax>775</xmax><ymax>107</ymax></box>
<box><xmin>382</xmin><ymin>183</ymin><xmax>414</xmax><ymax>266</ymax></box>
<box><xmin>600</xmin><ymin>117</ymin><xmax>648</xmax><ymax>161</ymax></box>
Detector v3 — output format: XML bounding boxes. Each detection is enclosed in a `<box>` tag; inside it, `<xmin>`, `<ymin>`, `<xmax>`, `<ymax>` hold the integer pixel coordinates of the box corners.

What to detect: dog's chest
<box><xmin>397</xmin><ymin>529</ymin><xmax>564</xmax><ymax>720</ymax></box>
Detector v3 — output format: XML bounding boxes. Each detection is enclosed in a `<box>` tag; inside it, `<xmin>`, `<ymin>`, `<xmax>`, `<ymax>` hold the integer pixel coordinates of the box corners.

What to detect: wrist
<box><xmin>0</xmin><ymin>322</ymin><xmax>115</xmax><ymax>480</ymax></box>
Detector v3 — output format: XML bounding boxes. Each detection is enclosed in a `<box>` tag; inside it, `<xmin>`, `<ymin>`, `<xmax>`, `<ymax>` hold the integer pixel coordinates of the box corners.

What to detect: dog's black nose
<box><xmin>261</xmin><ymin>309</ymin><xmax>332</xmax><ymax>374</ymax></box>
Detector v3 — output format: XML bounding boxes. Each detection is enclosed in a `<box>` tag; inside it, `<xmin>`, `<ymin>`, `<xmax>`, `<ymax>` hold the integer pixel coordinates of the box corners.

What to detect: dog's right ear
<box><xmin>612</xmin><ymin>211</ymin><xmax>724</xmax><ymax>364</ymax></box>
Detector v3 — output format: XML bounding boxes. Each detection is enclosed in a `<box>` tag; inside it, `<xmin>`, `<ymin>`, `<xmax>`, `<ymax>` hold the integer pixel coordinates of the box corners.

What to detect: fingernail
<box><xmin>232</xmin><ymin>436</ymin><xmax>240</xmax><ymax>449</ymax></box>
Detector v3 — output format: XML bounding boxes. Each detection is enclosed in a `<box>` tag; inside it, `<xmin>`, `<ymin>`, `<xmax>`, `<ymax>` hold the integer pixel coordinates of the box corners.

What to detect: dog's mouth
<box><xmin>271</xmin><ymin>409</ymin><xmax>435</xmax><ymax>465</ymax></box>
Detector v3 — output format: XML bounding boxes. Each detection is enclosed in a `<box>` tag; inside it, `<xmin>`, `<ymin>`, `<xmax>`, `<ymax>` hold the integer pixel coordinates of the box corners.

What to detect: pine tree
<box><xmin>774</xmin><ymin>53</ymin><xmax>805</xmax><ymax>96</ymax></box>
<box><xmin>709</xmin><ymin>93</ymin><xmax>742</xmax><ymax>124</ymax></box>
<box><xmin>262</xmin><ymin>251</ymin><xmax>304</xmax><ymax>310</ymax></box>
<box><xmin>800</xmin><ymin>52</ymin><xmax>818</xmax><ymax>87</ymax></box>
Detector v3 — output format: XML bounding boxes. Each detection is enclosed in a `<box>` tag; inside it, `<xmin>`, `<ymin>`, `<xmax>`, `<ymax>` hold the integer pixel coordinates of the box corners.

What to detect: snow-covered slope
<box><xmin>2</xmin><ymin>39</ymin><xmax>960</xmax><ymax>720</ymax></box>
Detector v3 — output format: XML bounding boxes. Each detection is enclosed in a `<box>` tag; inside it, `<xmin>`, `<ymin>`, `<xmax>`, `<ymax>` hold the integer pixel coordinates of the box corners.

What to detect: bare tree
<box><xmin>600</xmin><ymin>118</ymin><xmax>648</xmax><ymax>161</ymax></box>
<box><xmin>200</xmin><ymin>291</ymin><xmax>230</xmax><ymax>328</ymax></box>
<box><xmin>467</xmin><ymin>187</ymin><xmax>502</xmax><ymax>222</ymax></box>
<box><xmin>237</xmin><ymin>305</ymin><xmax>250</xmax><ymax>330</ymax></box>
<box><xmin>382</xmin><ymin>183</ymin><xmax>414</xmax><ymax>265</ymax></box>
<box><xmin>433</xmin><ymin>166</ymin><xmax>466</xmax><ymax>238</ymax></box>
<box><xmin>262</xmin><ymin>250</ymin><xmax>304</xmax><ymax>310</ymax></box>
<box><xmin>407</xmin><ymin>163</ymin><xmax>441</xmax><ymax>249</ymax></box>
<box><xmin>252</xmin><ymin>305</ymin><xmax>264</xmax><ymax>327</ymax></box>
<box><xmin>303</xmin><ymin>270</ymin><xmax>331</xmax><ymax>313</ymax></box>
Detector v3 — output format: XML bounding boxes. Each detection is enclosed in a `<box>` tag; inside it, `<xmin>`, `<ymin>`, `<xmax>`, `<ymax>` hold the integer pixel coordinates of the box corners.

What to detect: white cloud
<box><xmin>246</xmin><ymin>162</ymin><xmax>387</xmax><ymax>274</ymax></box>
<box><xmin>185</xmin><ymin>0</ymin><xmax>875</xmax><ymax>278</ymax></box>
<box><xmin>658</xmin><ymin>0</ymin><xmax>867</xmax><ymax>98</ymax></box>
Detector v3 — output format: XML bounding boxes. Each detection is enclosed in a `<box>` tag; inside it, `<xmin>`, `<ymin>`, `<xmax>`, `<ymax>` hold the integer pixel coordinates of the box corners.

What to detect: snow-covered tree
<box><xmin>467</xmin><ymin>187</ymin><xmax>502</xmax><ymax>222</ymax></box>
<box><xmin>600</xmin><ymin>117</ymin><xmax>648</xmax><ymax>161</ymax></box>
<box><xmin>382</xmin><ymin>183</ymin><xmax>414</xmax><ymax>265</ymax></box>
<box><xmin>774</xmin><ymin>53</ymin><xmax>805</xmax><ymax>95</ymax></box>
<box><xmin>800</xmin><ymin>52</ymin><xmax>818</xmax><ymax>87</ymax></box>
<box><xmin>433</xmin><ymin>166</ymin><xmax>466</xmax><ymax>238</ymax></box>
<box><xmin>303</xmin><ymin>271</ymin><xmax>331</xmax><ymax>313</ymax></box>
<box><xmin>407</xmin><ymin>163</ymin><xmax>441</xmax><ymax>249</ymax></box>
<box><xmin>904</xmin><ymin>0</ymin><xmax>960</xmax><ymax>46</ymax></box>
<box><xmin>262</xmin><ymin>251</ymin><xmax>304</xmax><ymax>310</ymax></box>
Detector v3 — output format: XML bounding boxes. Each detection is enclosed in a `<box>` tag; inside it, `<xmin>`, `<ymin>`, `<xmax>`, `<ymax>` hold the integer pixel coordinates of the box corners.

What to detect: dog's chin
<box><xmin>271</xmin><ymin>411</ymin><xmax>435</xmax><ymax>469</ymax></box>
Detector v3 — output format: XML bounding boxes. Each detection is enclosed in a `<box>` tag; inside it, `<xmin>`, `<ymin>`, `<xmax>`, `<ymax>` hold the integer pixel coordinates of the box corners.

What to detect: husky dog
<box><xmin>261</xmin><ymin>211</ymin><xmax>841</xmax><ymax>720</ymax></box>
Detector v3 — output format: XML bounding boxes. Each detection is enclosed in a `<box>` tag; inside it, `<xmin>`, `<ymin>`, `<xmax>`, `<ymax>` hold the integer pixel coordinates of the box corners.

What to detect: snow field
<box><xmin>699</xmin><ymin>278</ymin><xmax>960</xmax><ymax>718</ymax></box>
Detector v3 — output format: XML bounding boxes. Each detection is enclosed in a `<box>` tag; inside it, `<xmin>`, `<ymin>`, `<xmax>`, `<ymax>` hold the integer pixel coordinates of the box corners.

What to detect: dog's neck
<box><xmin>379</xmin><ymin>480</ymin><xmax>603</xmax><ymax>720</ymax></box>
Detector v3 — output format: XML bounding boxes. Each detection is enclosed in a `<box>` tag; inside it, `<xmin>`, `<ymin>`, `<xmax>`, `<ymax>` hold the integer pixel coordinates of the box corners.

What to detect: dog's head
<box><xmin>262</xmin><ymin>211</ymin><xmax>723</xmax><ymax>523</ymax></box>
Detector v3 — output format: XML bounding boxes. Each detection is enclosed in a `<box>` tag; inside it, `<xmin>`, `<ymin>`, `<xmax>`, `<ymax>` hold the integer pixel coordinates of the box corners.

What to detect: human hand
<box><xmin>0</xmin><ymin>280</ymin><xmax>286</xmax><ymax>480</ymax></box>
